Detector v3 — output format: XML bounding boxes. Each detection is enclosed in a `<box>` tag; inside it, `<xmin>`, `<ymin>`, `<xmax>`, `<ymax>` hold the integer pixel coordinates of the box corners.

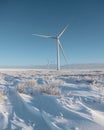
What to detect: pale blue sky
<box><xmin>0</xmin><ymin>0</ymin><xmax>104</xmax><ymax>66</ymax></box>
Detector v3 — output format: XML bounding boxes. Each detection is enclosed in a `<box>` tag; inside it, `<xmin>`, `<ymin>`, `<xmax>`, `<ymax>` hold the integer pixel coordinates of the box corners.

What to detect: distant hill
<box><xmin>62</xmin><ymin>63</ymin><xmax>104</xmax><ymax>70</ymax></box>
<box><xmin>0</xmin><ymin>63</ymin><xmax>104</xmax><ymax>70</ymax></box>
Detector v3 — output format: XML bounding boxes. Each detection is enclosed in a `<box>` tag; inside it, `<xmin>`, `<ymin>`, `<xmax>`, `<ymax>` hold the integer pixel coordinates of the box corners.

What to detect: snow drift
<box><xmin>0</xmin><ymin>70</ymin><xmax>104</xmax><ymax>130</ymax></box>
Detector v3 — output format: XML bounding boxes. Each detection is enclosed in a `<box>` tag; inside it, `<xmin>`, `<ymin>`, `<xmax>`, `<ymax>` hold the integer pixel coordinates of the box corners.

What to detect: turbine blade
<box><xmin>58</xmin><ymin>40</ymin><xmax>68</xmax><ymax>64</ymax></box>
<box><xmin>58</xmin><ymin>25</ymin><xmax>69</xmax><ymax>38</ymax></box>
<box><xmin>32</xmin><ymin>34</ymin><xmax>56</xmax><ymax>39</ymax></box>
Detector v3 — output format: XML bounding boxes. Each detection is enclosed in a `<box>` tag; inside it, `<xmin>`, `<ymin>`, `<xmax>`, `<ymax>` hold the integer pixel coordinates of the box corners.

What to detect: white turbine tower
<box><xmin>32</xmin><ymin>25</ymin><xmax>68</xmax><ymax>70</ymax></box>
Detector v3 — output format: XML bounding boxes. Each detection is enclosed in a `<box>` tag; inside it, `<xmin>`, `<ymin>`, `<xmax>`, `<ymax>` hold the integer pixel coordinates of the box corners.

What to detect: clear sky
<box><xmin>0</xmin><ymin>0</ymin><xmax>104</xmax><ymax>66</ymax></box>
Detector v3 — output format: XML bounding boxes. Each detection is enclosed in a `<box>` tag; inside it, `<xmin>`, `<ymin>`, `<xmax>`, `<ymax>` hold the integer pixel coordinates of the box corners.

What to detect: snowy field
<box><xmin>0</xmin><ymin>69</ymin><xmax>104</xmax><ymax>130</ymax></box>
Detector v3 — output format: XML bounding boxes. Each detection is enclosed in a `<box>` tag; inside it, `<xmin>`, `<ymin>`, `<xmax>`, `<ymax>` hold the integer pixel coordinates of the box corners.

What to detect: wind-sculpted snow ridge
<box><xmin>0</xmin><ymin>70</ymin><xmax>104</xmax><ymax>130</ymax></box>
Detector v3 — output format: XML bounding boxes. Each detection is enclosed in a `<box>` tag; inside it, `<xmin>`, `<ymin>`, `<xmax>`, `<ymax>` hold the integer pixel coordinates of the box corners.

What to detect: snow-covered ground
<box><xmin>0</xmin><ymin>69</ymin><xmax>104</xmax><ymax>130</ymax></box>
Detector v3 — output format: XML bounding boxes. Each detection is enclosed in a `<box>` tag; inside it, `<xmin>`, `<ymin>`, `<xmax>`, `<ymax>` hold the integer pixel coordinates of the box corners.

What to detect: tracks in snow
<box><xmin>5</xmin><ymin>87</ymin><xmax>52</xmax><ymax>130</ymax></box>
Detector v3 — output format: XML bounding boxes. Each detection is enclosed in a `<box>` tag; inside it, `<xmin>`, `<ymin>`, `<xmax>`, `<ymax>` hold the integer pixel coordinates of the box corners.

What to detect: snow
<box><xmin>0</xmin><ymin>69</ymin><xmax>104</xmax><ymax>130</ymax></box>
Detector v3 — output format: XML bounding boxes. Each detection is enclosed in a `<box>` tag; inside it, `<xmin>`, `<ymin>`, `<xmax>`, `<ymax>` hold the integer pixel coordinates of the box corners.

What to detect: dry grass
<box><xmin>17</xmin><ymin>80</ymin><xmax>61</xmax><ymax>96</ymax></box>
<box><xmin>41</xmin><ymin>86</ymin><xmax>61</xmax><ymax>95</ymax></box>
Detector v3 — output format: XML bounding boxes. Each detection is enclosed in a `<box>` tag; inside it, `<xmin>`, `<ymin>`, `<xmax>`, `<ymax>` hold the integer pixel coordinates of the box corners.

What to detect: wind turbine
<box><xmin>32</xmin><ymin>25</ymin><xmax>68</xmax><ymax>70</ymax></box>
